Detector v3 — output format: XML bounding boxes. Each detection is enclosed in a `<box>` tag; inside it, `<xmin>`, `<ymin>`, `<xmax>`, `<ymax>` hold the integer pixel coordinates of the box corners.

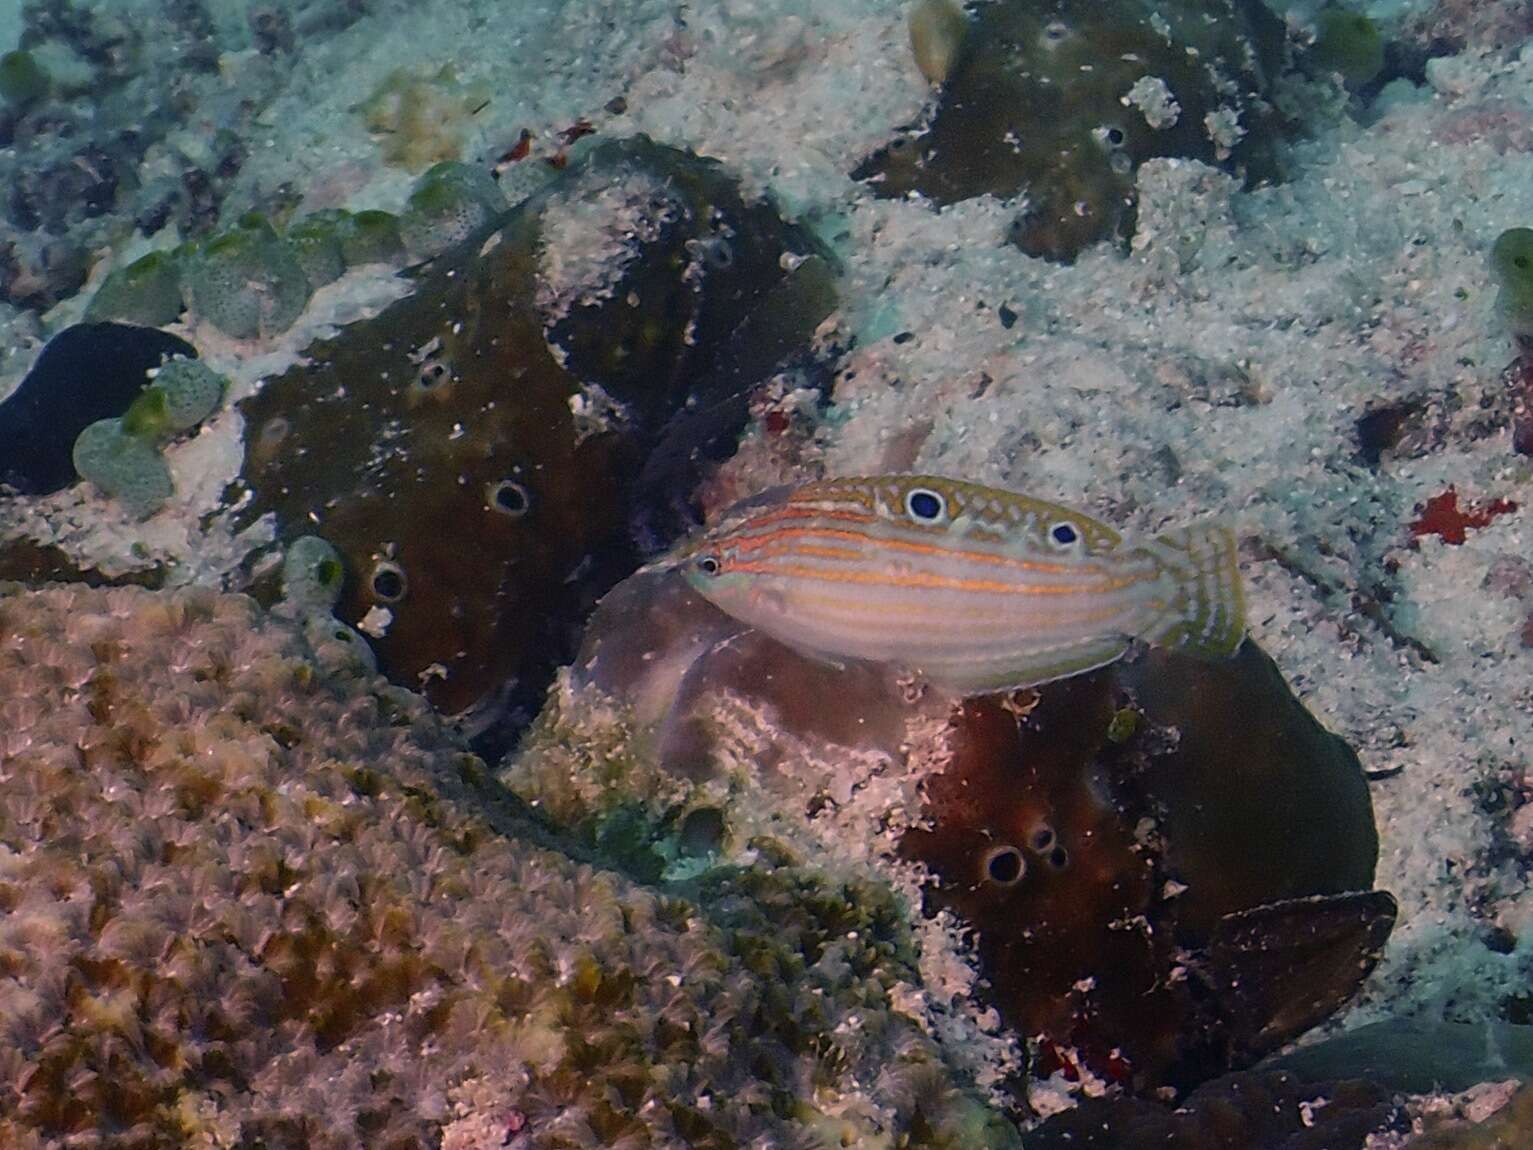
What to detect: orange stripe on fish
<box><xmin>678</xmin><ymin>474</ymin><xmax>1244</xmax><ymax>695</ymax></box>
<box><xmin>724</xmin><ymin>560</ymin><xmax>1145</xmax><ymax>596</ymax></box>
<box><xmin>727</xmin><ymin>524</ymin><xmax>1084</xmax><ymax>574</ymax></box>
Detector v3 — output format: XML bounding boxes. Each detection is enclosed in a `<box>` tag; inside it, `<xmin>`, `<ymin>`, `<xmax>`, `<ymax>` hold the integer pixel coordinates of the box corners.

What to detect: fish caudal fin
<box><xmin>1136</xmin><ymin>522</ymin><xmax>1245</xmax><ymax>658</ymax></box>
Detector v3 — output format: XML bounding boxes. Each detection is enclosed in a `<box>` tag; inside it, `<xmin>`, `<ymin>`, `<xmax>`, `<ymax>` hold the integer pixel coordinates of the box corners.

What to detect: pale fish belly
<box><xmin>707</xmin><ymin>514</ymin><xmax>1169</xmax><ymax>693</ymax></box>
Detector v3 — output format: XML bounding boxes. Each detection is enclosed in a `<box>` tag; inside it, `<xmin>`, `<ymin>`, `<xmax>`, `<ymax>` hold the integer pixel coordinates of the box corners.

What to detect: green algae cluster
<box><xmin>86</xmin><ymin>209</ymin><xmax>411</xmax><ymax>336</ymax></box>
<box><xmin>85</xmin><ymin>251</ymin><xmax>184</xmax><ymax>327</ymax></box>
<box><xmin>71</xmin><ymin>357</ymin><xmax>226</xmax><ymax>518</ymax></box>
<box><xmin>1309</xmin><ymin>5</ymin><xmax>1386</xmax><ymax>90</ymax></box>
<box><xmin>286</xmin><ymin>211</ymin><xmax>349</xmax><ymax>287</ymax></box>
<box><xmin>182</xmin><ymin>214</ymin><xmax>313</xmax><ymax>340</ymax></box>
<box><xmin>857</xmin><ymin>0</ymin><xmax>1288</xmax><ymax>261</ymax></box>
<box><xmin>0</xmin><ymin>49</ymin><xmax>49</xmax><ymax>108</ymax></box>
<box><xmin>1491</xmin><ymin>226</ymin><xmax>1533</xmax><ymax>341</ymax></box>
<box><xmin>398</xmin><ymin>160</ymin><xmax>507</xmax><ymax>259</ymax></box>
<box><xmin>0</xmin><ymin>582</ymin><xmax>1016</xmax><ymax>1148</ymax></box>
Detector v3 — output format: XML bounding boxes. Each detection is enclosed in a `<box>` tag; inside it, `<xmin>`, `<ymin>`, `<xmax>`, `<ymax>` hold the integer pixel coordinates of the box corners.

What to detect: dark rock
<box><xmin>1356</xmin><ymin>395</ymin><xmax>1432</xmax><ymax>465</ymax></box>
<box><xmin>250</xmin><ymin>5</ymin><xmax>296</xmax><ymax>54</ymax></box>
<box><xmin>8</xmin><ymin>143</ymin><xmax>119</xmax><ymax>233</ymax></box>
<box><xmin>1026</xmin><ymin>1069</ymin><xmax>1406</xmax><ymax>1148</ymax></box>
<box><xmin>1505</xmin><ymin>354</ymin><xmax>1533</xmax><ymax>456</ymax></box>
<box><xmin>230</xmin><ymin>138</ymin><xmax>836</xmax><ymax>733</ymax></box>
<box><xmin>1267</xmin><ymin>1016</ymin><xmax>1533</xmax><ymax>1094</ymax></box>
<box><xmin>0</xmin><ymin>230</ymin><xmax>87</xmax><ymax>310</ymax></box>
<box><xmin>21</xmin><ymin>0</ymin><xmax>141</xmax><ymax>76</ymax></box>
<box><xmin>0</xmin><ymin>322</ymin><xmax>196</xmax><ymax>494</ymax></box>
<box><xmin>0</xmin><ymin>536</ymin><xmax>163</xmax><ymax>587</ymax></box>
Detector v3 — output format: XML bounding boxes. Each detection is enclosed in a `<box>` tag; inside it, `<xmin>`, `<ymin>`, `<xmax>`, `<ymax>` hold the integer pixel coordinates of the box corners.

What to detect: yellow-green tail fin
<box><xmin>1137</xmin><ymin>522</ymin><xmax>1245</xmax><ymax>658</ymax></box>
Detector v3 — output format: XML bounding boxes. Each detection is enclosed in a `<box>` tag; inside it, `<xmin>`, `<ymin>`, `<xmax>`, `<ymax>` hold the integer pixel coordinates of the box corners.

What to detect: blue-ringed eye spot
<box><xmin>696</xmin><ymin>554</ymin><xmax>722</xmax><ymax>577</ymax></box>
<box><xmin>1049</xmin><ymin>522</ymin><xmax>1079</xmax><ymax>547</ymax></box>
<box><xmin>369</xmin><ymin>560</ymin><xmax>407</xmax><ymax>602</ymax></box>
<box><xmin>906</xmin><ymin>488</ymin><xmax>946</xmax><ymax>522</ymax></box>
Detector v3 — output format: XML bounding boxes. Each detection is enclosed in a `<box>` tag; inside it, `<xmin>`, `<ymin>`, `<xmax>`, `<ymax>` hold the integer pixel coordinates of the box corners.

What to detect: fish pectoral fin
<box><xmin>924</xmin><ymin>635</ymin><xmax>1133</xmax><ymax>697</ymax></box>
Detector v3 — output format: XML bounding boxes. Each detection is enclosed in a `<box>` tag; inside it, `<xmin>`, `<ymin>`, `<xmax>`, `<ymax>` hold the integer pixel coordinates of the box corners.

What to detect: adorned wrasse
<box><xmin>678</xmin><ymin>475</ymin><xmax>1244</xmax><ymax>695</ymax></box>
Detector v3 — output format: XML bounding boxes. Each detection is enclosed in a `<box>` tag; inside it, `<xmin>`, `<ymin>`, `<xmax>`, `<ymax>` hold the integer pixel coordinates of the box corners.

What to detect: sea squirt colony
<box><xmin>231</xmin><ymin>137</ymin><xmax>837</xmax><ymax>734</ymax></box>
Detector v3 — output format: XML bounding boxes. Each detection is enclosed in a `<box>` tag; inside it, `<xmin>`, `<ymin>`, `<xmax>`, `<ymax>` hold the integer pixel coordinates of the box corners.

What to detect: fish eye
<box><xmin>905</xmin><ymin>487</ymin><xmax>947</xmax><ymax>523</ymax></box>
<box><xmin>487</xmin><ymin>479</ymin><xmax>531</xmax><ymax>518</ymax></box>
<box><xmin>369</xmin><ymin>560</ymin><xmax>407</xmax><ymax>602</ymax></box>
<box><xmin>1048</xmin><ymin>521</ymin><xmax>1080</xmax><ymax>548</ymax></box>
<box><xmin>695</xmin><ymin>554</ymin><xmax>722</xmax><ymax>577</ymax></box>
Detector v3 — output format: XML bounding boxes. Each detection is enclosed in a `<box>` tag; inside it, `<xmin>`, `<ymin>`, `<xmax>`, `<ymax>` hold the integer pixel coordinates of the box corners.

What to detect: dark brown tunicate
<box><xmin>232</xmin><ymin>139</ymin><xmax>835</xmax><ymax>728</ymax></box>
<box><xmin>904</xmin><ymin>641</ymin><xmax>1392</xmax><ymax>1092</ymax></box>
<box><xmin>855</xmin><ymin>0</ymin><xmax>1287</xmax><ymax>261</ymax></box>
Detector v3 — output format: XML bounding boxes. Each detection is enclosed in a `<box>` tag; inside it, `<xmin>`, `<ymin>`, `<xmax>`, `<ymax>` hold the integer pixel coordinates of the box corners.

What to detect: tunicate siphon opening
<box><xmin>983</xmin><ymin>845</ymin><xmax>1026</xmax><ymax>886</ymax></box>
<box><xmin>678</xmin><ymin>807</ymin><xmax>726</xmax><ymax>856</ymax></box>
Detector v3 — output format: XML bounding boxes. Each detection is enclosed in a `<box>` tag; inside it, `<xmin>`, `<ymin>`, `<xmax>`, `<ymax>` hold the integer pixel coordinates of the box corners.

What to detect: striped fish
<box><xmin>677</xmin><ymin>475</ymin><xmax>1244</xmax><ymax>695</ymax></box>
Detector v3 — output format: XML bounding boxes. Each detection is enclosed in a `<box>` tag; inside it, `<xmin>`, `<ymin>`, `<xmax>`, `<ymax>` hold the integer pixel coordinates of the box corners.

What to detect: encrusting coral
<box><xmin>1407</xmin><ymin>1083</ymin><xmax>1533</xmax><ymax>1148</ymax></box>
<box><xmin>0</xmin><ymin>582</ymin><xmax>1016</xmax><ymax>1149</ymax></box>
<box><xmin>356</xmin><ymin>64</ymin><xmax>490</xmax><ymax>172</ymax></box>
